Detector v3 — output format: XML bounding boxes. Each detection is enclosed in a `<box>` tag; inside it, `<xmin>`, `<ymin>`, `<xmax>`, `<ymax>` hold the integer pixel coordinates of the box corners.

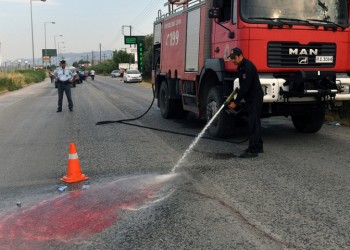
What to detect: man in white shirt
<box><xmin>54</xmin><ymin>60</ymin><xmax>73</xmax><ymax>112</ymax></box>
<box><xmin>90</xmin><ymin>69</ymin><xmax>95</xmax><ymax>80</ymax></box>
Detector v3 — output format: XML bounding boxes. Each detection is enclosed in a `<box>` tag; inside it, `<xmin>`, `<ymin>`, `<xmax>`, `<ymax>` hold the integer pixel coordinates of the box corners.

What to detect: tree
<box><xmin>112</xmin><ymin>50</ymin><xmax>135</xmax><ymax>66</ymax></box>
<box><xmin>142</xmin><ymin>34</ymin><xmax>154</xmax><ymax>79</ymax></box>
<box><xmin>143</xmin><ymin>34</ymin><xmax>153</xmax><ymax>51</ymax></box>
<box><xmin>89</xmin><ymin>59</ymin><xmax>116</xmax><ymax>75</ymax></box>
<box><xmin>72</xmin><ymin>61</ymin><xmax>79</xmax><ymax>68</ymax></box>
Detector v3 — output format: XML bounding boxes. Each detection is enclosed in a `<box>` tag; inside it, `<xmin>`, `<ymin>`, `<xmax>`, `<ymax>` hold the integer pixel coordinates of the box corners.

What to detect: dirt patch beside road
<box><xmin>137</xmin><ymin>81</ymin><xmax>153</xmax><ymax>89</ymax></box>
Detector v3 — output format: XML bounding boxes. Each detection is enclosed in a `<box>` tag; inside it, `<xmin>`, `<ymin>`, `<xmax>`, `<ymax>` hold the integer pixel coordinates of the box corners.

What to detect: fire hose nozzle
<box><xmin>224</xmin><ymin>88</ymin><xmax>239</xmax><ymax>106</ymax></box>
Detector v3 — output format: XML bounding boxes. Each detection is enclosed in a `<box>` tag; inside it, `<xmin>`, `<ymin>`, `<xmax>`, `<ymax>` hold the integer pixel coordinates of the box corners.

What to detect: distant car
<box><xmin>111</xmin><ymin>70</ymin><xmax>120</xmax><ymax>78</ymax></box>
<box><xmin>123</xmin><ymin>69</ymin><xmax>142</xmax><ymax>83</ymax></box>
<box><xmin>71</xmin><ymin>72</ymin><xmax>79</xmax><ymax>87</ymax></box>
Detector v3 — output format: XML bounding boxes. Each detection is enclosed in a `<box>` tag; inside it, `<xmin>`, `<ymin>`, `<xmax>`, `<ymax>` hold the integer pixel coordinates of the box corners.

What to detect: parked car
<box><xmin>71</xmin><ymin>72</ymin><xmax>79</xmax><ymax>87</ymax></box>
<box><xmin>111</xmin><ymin>70</ymin><xmax>120</xmax><ymax>78</ymax></box>
<box><xmin>123</xmin><ymin>69</ymin><xmax>142</xmax><ymax>83</ymax></box>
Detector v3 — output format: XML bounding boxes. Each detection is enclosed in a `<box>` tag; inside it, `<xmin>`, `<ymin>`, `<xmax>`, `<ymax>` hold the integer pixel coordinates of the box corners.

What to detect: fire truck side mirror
<box><xmin>213</xmin><ymin>0</ymin><xmax>223</xmax><ymax>8</ymax></box>
<box><xmin>208</xmin><ymin>9</ymin><xmax>220</xmax><ymax>19</ymax></box>
<box><xmin>209</xmin><ymin>9</ymin><xmax>235</xmax><ymax>39</ymax></box>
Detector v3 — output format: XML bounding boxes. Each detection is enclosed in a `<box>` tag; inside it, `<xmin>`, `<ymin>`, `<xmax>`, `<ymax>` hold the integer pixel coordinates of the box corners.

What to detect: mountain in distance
<box><xmin>21</xmin><ymin>50</ymin><xmax>114</xmax><ymax>67</ymax></box>
<box><xmin>58</xmin><ymin>50</ymin><xmax>114</xmax><ymax>65</ymax></box>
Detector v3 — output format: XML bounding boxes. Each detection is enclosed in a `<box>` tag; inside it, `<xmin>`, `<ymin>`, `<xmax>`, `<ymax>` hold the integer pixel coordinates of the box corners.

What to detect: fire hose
<box><xmin>96</xmin><ymin>85</ymin><xmax>249</xmax><ymax>144</ymax></box>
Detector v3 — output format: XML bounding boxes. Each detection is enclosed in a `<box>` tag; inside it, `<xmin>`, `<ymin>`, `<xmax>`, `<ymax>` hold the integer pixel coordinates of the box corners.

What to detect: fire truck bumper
<box><xmin>233</xmin><ymin>74</ymin><xmax>350</xmax><ymax>102</ymax></box>
<box><xmin>334</xmin><ymin>77</ymin><xmax>350</xmax><ymax>101</ymax></box>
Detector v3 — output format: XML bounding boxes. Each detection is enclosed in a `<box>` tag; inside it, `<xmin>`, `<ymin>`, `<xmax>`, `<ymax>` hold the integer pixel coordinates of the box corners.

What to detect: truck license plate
<box><xmin>315</xmin><ymin>56</ymin><xmax>333</xmax><ymax>63</ymax></box>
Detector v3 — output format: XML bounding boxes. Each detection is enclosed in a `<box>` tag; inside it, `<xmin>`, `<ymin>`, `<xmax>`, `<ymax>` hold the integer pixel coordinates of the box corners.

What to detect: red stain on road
<box><xmin>0</xmin><ymin>174</ymin><xmax>176</xmax><ymax>249</ymax></box>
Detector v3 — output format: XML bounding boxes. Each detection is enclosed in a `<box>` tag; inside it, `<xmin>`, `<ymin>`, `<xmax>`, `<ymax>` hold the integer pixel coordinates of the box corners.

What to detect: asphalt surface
<box><xmin>0</xmin><ymin>76</ymin><xmax>349</xmax><ymax>249</ymax></box>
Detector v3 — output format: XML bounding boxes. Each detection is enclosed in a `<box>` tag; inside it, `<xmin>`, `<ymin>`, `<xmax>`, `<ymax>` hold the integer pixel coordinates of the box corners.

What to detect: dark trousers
<box><xmin>57</xmin><ymin>81</ymin><xmax>73</xmax><ymax>110</ymax></box>
<box><xmin>246</xmin><ymin>97</ymin><xmax>263</xmax><ymax>153</ymax></box>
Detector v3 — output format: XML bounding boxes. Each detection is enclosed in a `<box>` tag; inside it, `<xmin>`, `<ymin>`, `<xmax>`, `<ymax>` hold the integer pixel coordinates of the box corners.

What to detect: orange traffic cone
<box><xmin>60</xmin><ymin>143</ymin><xmax>89</xmax><ymax>183</ymax></box>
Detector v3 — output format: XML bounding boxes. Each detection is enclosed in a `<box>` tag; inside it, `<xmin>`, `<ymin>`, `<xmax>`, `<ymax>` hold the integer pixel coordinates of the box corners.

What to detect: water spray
<box><xmin>172</xmin><ymin>87</ymin><xmax>239</xmax><ymax>172</ymax></box>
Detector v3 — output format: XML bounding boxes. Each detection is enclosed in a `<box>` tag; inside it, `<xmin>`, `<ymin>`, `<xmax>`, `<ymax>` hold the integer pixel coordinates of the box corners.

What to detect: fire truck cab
<box><xmin>153</xmin><ymin>0</ymin><xmax>350</xmax><ymax>138</ymax></box>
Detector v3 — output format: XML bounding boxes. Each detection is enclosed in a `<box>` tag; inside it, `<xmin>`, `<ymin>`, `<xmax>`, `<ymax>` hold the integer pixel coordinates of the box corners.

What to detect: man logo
<box><xmin>289</xmin><ymin>48</ymin><xmax>318</xmax><ymax>55</ymax></box>
<box><xmin>298</xmin><ymin>57</ymin><xmax>308</xmax><ymax>64</ymax></box>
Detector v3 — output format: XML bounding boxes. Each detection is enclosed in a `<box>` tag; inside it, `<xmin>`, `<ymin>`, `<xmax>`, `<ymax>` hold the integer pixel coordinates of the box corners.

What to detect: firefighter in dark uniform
<box><xmin>227</xmin><ymin>47</ymin><xmax>264</xmax><ymax>158</ymax></box>
<box><xmin>54</xmin><ymin>60</ymin><xmax>73</xmax><ymax>112</ymax></box>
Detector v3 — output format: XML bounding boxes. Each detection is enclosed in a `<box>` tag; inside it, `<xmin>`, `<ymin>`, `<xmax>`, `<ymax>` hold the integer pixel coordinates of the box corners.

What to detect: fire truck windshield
<box><xmin>241</xmin><ymin>0</ymin><xmax>349</xmax><ymax>28</ymax></box>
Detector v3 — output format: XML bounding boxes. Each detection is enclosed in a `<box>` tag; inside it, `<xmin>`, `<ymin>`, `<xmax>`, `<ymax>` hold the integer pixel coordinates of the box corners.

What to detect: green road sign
<box><xmin>124</xmin><ymin>36</ymin><xmax>145</xmax><ymax>45</ymax></box>
<box><xmin>124</xmin><ymin>36</ymin><xmax>138</xmax><ymax>45</ymax></box>
<box><xmin>42</xmin><ymin>49</ymin><xmax>57</xmax><ymax>57</ymax></box>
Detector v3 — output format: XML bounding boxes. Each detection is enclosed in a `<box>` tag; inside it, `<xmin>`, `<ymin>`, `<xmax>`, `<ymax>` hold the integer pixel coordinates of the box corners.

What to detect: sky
<box><xmin>0</xmin><ymin>0</ymin><xmax>167</xmax><ymax>64</ymax></box>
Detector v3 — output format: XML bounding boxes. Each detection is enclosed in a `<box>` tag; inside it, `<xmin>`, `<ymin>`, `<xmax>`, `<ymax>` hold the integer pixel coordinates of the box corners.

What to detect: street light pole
<box><xmin>54</xmin><ymin>34</ymin><xmax>63</xmax><ymax>65</ymax></box>
<box><xmin>30</xmin><ymin>0</ymin><xmax>46</xmax><ymax>69</ymax></box>
<box><xmin>57</xmin><ymin>42</ymin><xmax>65</xmax><ymax>61</ymax></box>
<box><xmin>44</xmin><ymin>21</ymin><xmax>55</xmax><ymax>68</ymax></box>
<box><xmin>44</xmin><ymin>22</ymin><xmax>55</xmax><ymax>56</ymax></box>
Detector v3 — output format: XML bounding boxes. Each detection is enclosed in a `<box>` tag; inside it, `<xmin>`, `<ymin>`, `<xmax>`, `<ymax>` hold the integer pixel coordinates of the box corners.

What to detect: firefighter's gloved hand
<box><xmin>227</xmin><ymin>102</ymin><xmax>237</xmax><ymax>110</ymax></box>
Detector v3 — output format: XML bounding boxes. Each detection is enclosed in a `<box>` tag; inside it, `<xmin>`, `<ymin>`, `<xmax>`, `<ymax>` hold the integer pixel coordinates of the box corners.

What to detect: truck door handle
<box><xmin>214</xmin><ymin>47</ymin><xmax>220</xmax><ymax>53</ymax></box>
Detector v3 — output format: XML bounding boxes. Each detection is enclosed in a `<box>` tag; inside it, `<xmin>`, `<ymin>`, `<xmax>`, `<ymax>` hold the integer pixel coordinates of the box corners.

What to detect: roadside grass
<box><xmin>0</xmin><ymin>70</ymin><xmax>46</xmax><ymax>92</ymax></box>
<box><xmin>137</xmin><ymin>79</ymin><xmax>153</xmax><ymax>89</ymax></box>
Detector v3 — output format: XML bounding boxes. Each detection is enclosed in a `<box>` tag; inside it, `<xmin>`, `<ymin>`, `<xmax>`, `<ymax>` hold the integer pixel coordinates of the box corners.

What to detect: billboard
<box><xmin>42</xmin><ymin>49</ymin><xmax>57</xmax><ymax>57</ymax></box>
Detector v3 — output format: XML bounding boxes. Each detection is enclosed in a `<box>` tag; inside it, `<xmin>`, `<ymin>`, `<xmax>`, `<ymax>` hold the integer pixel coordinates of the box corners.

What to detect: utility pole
<box><xmin>122</xmin><ymin>25</ymin><xmax>132</xmax><ymax>47</ymax></box>
<box><xmin>99</xmin><ymin>43</ymin><xmax>102</xmax><ymax>63</ymax></box>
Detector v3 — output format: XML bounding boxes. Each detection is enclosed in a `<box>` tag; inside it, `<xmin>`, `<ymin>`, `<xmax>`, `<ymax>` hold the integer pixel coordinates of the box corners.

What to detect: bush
<box><xmin>16</xmin><ymin>69</ymin><xmax>46</xmax><ymax>83</ymax></box>
<box><xmin>0</xmin><ymin>77</ymin><xmax>21</xmax><ymax>91</ymax></box>
<box><xmin>0</xmin><ymin>69</ymin><xmax>46</xmax><ymax>92</ymax></box>
<box><xmin>89</xmin><ymin>60</ymin><xmax>116</xmax><ymax>75</ymax></box>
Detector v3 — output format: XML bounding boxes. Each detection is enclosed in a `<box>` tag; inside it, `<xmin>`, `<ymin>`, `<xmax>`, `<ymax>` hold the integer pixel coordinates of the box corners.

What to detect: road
<box><xmin>0</xmin><ymin>76</ymin><xmax>349</xmax><ymax>249</ymax></box>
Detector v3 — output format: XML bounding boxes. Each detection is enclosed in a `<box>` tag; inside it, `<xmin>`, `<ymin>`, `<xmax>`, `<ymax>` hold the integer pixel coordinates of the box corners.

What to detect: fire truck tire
<box><xmin>206</xmin><ymin>85</ymin><xmax>233</xmax><ymax>138</ymax></box>
<box><xmin>159</xmin><ymin>81</ymin><xmax>177</xmax><ymax>119</ymax></box>
<box><xmin>291</xmin><ymin>110</ymin><xmax>325</xmax><ymax>133</ymax></box>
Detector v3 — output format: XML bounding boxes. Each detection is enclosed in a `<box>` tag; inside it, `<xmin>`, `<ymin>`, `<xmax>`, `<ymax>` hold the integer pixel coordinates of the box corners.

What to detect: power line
<box><xmin>131</xmin><ymin>27</ymin><xmax>147</xmax><ymax>36</ymax></box>
<box><xmin>104</xmin><ymin>0</ymin><xmax>160</xmax><ymax>50</ymax></box>
<box><xmin>129</xmin><ymin>0</ymin><xmax>159</xmax><ymax>26</ymax></box>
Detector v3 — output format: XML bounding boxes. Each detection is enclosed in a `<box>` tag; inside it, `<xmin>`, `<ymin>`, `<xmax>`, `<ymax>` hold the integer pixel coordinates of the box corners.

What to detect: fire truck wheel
<box><xmin>291</xmin><ymin>110</ymin><xmax>325</xmax><ymax>133</ymax></box>
<box><xmin>159</xmin><ymin>81</ymin><xmax>177</xmax><ymax>119</ymax></box>
<box><xmin>206</xmin><ymin>85</ymin><xmax>233</xmax><ymax>138</ymax></box>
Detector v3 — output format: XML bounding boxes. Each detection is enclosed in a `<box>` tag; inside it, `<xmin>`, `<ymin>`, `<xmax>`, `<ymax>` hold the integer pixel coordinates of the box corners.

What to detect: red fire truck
<box><xmin>152</xmin><ymin>0</ymin><xmax>350</xmax><ymax>138</ymax></box>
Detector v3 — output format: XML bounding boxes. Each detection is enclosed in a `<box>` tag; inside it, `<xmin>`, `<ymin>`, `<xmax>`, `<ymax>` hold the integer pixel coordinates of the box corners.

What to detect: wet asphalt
<box><xmin>0</xmin><ymin>76</ymin><xmax>349</xmax><ymax>249</ymax></box>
